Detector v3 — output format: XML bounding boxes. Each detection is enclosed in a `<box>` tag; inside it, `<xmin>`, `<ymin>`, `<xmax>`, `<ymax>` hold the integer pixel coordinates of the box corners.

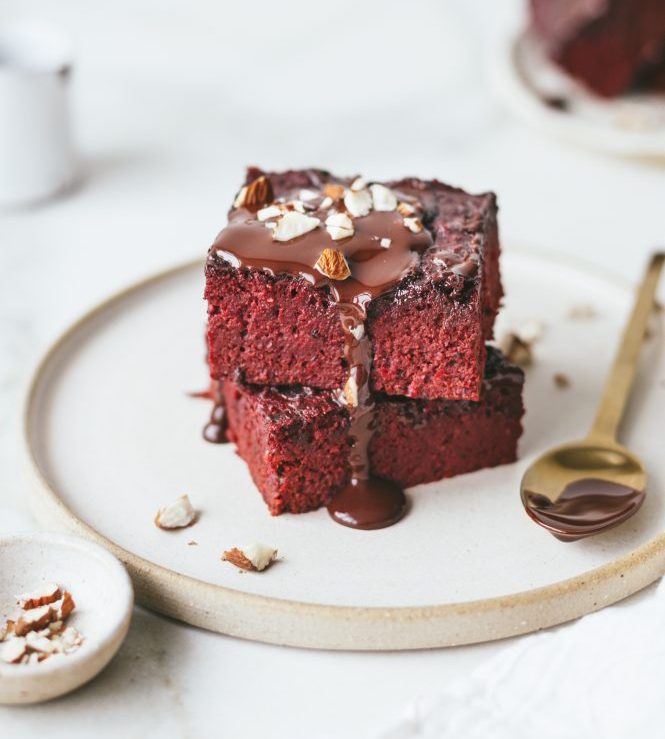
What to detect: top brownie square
<box><xmin>205</xmin><ymin>167</ymin><xmax>502</xmax><ymax>401</ymax></box>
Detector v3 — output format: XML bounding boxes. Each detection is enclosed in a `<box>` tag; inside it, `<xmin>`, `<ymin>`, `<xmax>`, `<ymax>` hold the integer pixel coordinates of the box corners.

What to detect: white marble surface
<box><xmin>1</xmin><ymin>0</ymin><xmax>664</xmax><ymax>736</ymax></box>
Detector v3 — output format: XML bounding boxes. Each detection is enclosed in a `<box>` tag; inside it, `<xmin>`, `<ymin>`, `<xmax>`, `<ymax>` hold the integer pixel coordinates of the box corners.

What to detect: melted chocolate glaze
<box><xmin>206</xmin><ymin>169</ymin><xmax>492</xmax><ymax>530</ymax></box>
<box><xmin>203</xmin><ymin>400</ymin><xmax>229</xmax><ymax>444</ymax></box>
<box><xmin>524</xmin><ymin>478</ymin><xmax>645</xmax><ymax>542</ymax></box>
<box><xmin>214</xmin><ymin>202</ymin><xmax>432</xmax><ymax>303</ymax></box>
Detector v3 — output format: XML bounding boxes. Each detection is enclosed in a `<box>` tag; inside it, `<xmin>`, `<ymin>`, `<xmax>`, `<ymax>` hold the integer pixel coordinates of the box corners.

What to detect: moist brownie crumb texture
<box><xmin>203</xmin><ymin>168</ymin><xmax>524</xmax><ymax>527</ymax></box>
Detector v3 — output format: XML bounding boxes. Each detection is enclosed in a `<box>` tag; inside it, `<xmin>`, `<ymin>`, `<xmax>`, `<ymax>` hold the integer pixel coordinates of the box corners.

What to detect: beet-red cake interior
<box><xmin>202</xmin><ymin>167</ymin><xmax>524</xmax><ymax>529</ymax></box>
<box><xmin>222</xmin><ymin>347</ymin><xmax>524</xmax><ymax>516</ymax></box>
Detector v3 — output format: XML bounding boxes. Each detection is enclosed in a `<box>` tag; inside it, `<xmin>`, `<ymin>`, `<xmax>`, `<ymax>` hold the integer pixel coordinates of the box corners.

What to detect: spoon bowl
<box><xmin>521</xmin><ymin>252</ymin><xmax>664</xmax><ymax>542</ymax></box>
<box><xmin>521</xmin><ymin>439</ymin><xmax>646</xmax><ymax>541</ymax></box>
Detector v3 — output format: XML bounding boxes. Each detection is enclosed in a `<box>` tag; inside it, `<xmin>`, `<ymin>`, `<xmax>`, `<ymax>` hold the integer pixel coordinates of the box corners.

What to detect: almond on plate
<box><xmin>155</xmin><ymin>494</ymin><xmax>197</xmax><ymax>530</ymax></box>
<box><xmin>222</xmin><ymin>543</ymin><xmax>278</xmax><ymax>572</ymax></box>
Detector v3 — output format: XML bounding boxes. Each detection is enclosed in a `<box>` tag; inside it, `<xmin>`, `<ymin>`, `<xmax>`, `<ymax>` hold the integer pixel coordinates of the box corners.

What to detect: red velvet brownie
<box><xmin>205</xmin><ymin>168</ymin><xmax>501</xmax><ymax>402</ymax></box>
<box><xmin>529</xmin><ymin>0</ymin><xmax>665</xmax><ymax>97</ymax></box>
<box><xmin>223</xmin><ymin>347</ymin><xmax>524</xmax><ymax>516</ymax></box>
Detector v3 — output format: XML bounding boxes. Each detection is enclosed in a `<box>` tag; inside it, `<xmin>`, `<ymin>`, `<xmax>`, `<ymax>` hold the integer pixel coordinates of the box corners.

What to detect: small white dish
<box><xmin>492</xmin><ymin>29</ymin><xmax>665</xmax><ymax>159</ymax></box>
<box><xmin>0</xmin><ymin>533</ymin><xmax>133</xmax><ymax>704</ymax></box>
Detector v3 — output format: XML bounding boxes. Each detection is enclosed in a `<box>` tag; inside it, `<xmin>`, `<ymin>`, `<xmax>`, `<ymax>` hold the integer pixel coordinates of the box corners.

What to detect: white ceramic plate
<box><xmin>492</xmin><ymin>29</ymin><xmax>665</xmax><ymax>159</ymax></box>
<box><xmin>0</xmin><ymin>533</ymin><xmax>133</xmax><ymax>704</ymax></box>
<box><xmin>23</xmin><ymin>250</ymin><xmax>665</xmax><ymax>650</ymax></box>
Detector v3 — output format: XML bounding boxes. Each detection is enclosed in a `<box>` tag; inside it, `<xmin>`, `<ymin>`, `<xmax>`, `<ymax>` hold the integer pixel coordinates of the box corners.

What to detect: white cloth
<box><xmin>379</xmin><ymin>580</ymin><xmax>665</xmax><ymax>739</ymax></box>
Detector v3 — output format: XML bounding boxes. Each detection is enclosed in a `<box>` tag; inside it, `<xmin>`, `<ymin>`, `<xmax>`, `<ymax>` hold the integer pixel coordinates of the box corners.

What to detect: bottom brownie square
<box><xmin>221</xmin><ymin>347</ymin><xmax>524</xmax><ymax>516</ymax></box>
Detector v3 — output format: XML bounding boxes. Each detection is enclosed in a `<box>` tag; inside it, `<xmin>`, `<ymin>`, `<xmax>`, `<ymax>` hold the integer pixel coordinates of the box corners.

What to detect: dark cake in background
<box><xmin>529</xmin><ymin>0</ymin><xmax>665</xmax><ymax>97</ymax></box>
<box><xmin>203</xmin><ymin>168</ymin><xmax>524</xmax><ymax>528</ymax></box>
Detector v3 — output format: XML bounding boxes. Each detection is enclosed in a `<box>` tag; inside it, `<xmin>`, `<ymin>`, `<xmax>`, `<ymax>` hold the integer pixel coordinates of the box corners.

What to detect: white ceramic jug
<box><xmin>0</xmin><ymin>21</ymin><xmax>77</xmax><ymax>207</ymax></box>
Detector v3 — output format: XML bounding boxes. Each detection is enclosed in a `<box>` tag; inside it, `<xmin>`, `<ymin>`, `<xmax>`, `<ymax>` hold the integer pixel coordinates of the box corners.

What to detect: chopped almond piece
<box><xmin>223</xmin><ymin>543</ymin><xmax>277</xmax><ymax>572</ymax></box>
<box><xmin>257</xmin><ymin>204</ymin><xmax>282</xmax><ymax>221</ymax></box>
<box><xmin>155</xmin><ymin>494</ymin><xmax>197</xmax><ymax>530</ymax></box>
<box><xmin>233</xmin><ymin>175</ymin><xmax>274</xmax><ymax>208</ymax></box>
<box><xmin>0</xmin><ymin>619</ymin><xmax>14</xmax><ymax>642</ymax></box>
<box><xmin>325</xmin><ymin>212</ymin><xmax>354</xmax><ymax>241</ymax></box>
<box><xmin>18</xmin><ymin>582</ymin><xmax>62</xmax><ymax>610</ymax></box>
<box><xmin>500</xmin><ymin>333</ymin><xmax>533</xmax><ymax>368</ymax></box>
<box><xmin>26</xmin><ymin>631</ymin><xmax>57</xmax><ymax>655</ymax></box>
<box><xmin>272</xmin><ymin>211</ymin><xmax>320</xmax><ymax>242</ymax></box>
<box><xmin>403</xmin><ymin>216</ymin><xmax>424</xmax><ymax>234</ymax></box>
<box><xmin>370</xmin><ymin>184</ymin><xmax>397</xmax><ymax>212</ymax></box>
<box><xmin>315</xmin><ymin>248</ymin><xmax>351</xmax><ymax>280</ymax></box>
<box><xmin>343</xmin><ymin>372</ymin><xmax>359</xmax><ymax>407</ymax></box>
<box><xmin>323</xmin><ymin>183</ymin><xmax>345</xmax><ymax>200</ymax></box>
<box><xmin>14</xmin><ymin>604</ymin><xmax>53</xmax><ymax>637</ymax></box>
<box><xmin>56</xmin><ymin>626</ymin><xmax>84</xmax><ymax>653</ymax></box>
<box><xmin>52</xmin><ymin>591</ymin><xmax>76</xmax><ymax>621</ymax></box>
<box><xmin>222</xmin><ymin>547</ymin><xmax>253</xmax><ymax>571</ymax></box>
<box><xmin>1</xmin><ymin>637</ymin><xmax>27</xmax><ymax>664</ymax></box>
<box><xmin>1</xmin><ymin>582</ymin><xmax>84</xmax><ymax>666</ymax></box>
<box><xmin>344</xmin><ymin>187</ymin><xmax>372</xmax><ymax>217</ymax></box>
<box><xmin>48</xmin><ymin>620</ymin><xmax>64</xmax><ymax>635</ymax></box>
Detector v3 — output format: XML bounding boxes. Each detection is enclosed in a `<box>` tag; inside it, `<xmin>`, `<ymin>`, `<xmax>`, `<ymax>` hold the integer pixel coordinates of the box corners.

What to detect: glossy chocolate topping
<box><xmin>524</xmin><ymin>478</ymin><xmax>645</xmax><ymax>542</ymax></box>
<box><xmin>209</xmin><ymin>170</ymin><xmax>440</xmax><ymax>529</ymax></box>
<box><xmin>203</xmin><ymin>401</ymin><xmax>229</xmax><ymax>444</ymax></box>
<box><xmin>213</xmin><ymin>194</ymin><xmax>432</xmax><ymax>305</ymax></box>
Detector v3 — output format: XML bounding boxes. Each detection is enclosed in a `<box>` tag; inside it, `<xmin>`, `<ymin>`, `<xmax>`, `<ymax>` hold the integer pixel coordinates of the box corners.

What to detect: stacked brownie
<box><xmin>203</xmin><ymin>168</ymin><xmax>524</xmax><ymax>528</ymax></box>
<box><xmin>529</xmin><ymin>0</ymin><xmax>665</xmax><ymax>97</ymax></box>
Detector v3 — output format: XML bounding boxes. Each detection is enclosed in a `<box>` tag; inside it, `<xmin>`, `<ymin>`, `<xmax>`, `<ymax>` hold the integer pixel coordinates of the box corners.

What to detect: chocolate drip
<box><xmin>203</xmin><ymin>401</ymin><xmax>229</xmax><ymax>444</ymax></box>
<box><xmin>203</xmin><ymin>382</ymin><xmax>229</xmax><ymax>444</ymax></box>
<box><xmin>194</xmin><ymin>382</ymin><xmax>230</xmax><ymax>444</ymax></box>
<box><xmin>524</xmin><ymin>478</ymin><xmax>645</xmax><ymax>542</ymax></box>
<box><xmin>209</xmin><ymin>173</ymin><xmax>435</xmax><ymax>529</ymax></box>
<box><xmin>325</xmin><ymin>304</ymin><xmax>407</xmax><ymax>529</ymax></box>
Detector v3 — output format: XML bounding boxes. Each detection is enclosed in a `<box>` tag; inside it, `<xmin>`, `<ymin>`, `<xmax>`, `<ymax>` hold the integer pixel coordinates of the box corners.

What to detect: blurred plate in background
<box><xmin>493</xmin><ymin>30</ymin><xmax>665</xmax><ymax>160</ymax></box>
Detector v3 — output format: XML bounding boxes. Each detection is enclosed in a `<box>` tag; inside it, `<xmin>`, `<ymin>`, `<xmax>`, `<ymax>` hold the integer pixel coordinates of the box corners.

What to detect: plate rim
<box><xmin>21</xmin><ymin>249</ymin><xmax>665</xmax><ymax>650</ymax></box>
<box><xmin>491</xmin><ymin>28</ymin><xmax>665</xmax><ymax>160</ymax></box>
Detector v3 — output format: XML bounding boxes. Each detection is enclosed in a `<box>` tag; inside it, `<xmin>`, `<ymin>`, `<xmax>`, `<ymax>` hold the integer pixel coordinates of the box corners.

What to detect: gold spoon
<box><xmin>521</xmin><ymin>252</ymin><xmax>665</xmax><ymax>542</ymax></box>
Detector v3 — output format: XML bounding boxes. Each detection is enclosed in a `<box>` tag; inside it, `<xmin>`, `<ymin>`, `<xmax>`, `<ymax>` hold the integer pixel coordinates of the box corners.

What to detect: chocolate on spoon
<box><xmin>521</xmin><ymin>252</ymin><xmax>664</xmax><ymax>541</ymax></box>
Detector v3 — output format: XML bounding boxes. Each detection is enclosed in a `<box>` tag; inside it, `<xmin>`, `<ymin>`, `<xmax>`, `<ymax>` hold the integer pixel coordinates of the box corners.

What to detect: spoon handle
<box><xmin>589</xmin><ymin>252</ymin><xmax>665</xmax><ymax>442</ymax></box>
